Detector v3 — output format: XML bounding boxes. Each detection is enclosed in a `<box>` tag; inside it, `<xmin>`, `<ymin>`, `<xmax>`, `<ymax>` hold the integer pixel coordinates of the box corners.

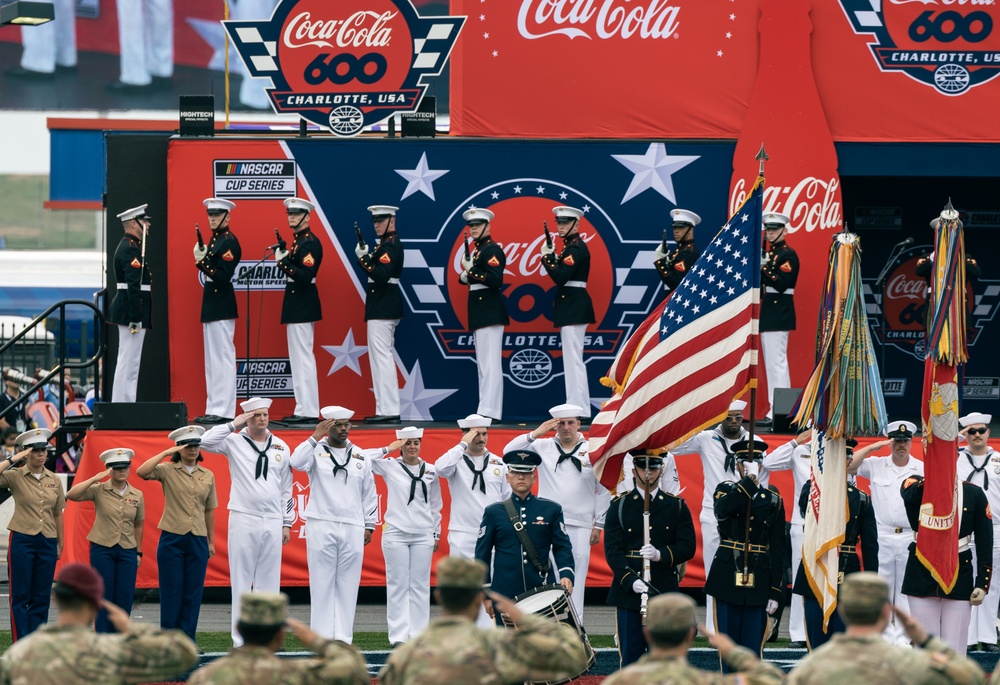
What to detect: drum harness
<box><xmin>503</xmin><ymin>499</ymin><xmax>551</xmax><ymax>584</ymax></box>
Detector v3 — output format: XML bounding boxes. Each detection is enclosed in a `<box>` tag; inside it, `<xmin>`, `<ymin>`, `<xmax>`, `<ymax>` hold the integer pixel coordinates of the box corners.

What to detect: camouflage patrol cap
<box><xmin>436</xmin><ymin>557</ymin><xmax>488</xmax><ymax>590</ymax></box>
<box><xmin>839</xmin><ymin>572</ymin><xmax>889</xmax><ymax>615</ymax></box>
<box><xmin>646</xmin><ymin>593</ymin><xmax>697</xmax><ymax>634</ymax></box>
<box><xmin>239</xmin><ymin>591</ymin><xmax>288</xmax><ymax>627</ymax></box>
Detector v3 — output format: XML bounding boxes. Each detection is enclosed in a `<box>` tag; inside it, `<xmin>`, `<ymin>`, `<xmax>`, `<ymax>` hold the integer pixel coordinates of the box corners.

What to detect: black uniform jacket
<box><xmin>760</xmin><ymin>242</ymin><xmax>798</xmax><ymax>332</ymax></box>
<box><xmin>604</xmin><ymin>487</ymin><xmax>696</xmax><ymax>613</ymax></box>
<box><xmin>464</xmin><ymin>237</ymin><xmax>509</xmax><ymax>331</ymax></box>
<box><xmin>277</xmin><ymin>229</ymin><xmax>323</xmax><ymax>324</ymax></box>
<box><xmin>901</xmin><ymin>476</ymin><xmax>993</xmax><ymax>600</ymax></box>
<box><xmin>792</xmin><ymin>481</ymin><xmax>878</xmax><ymax>599</ymax></box>
<box><xmin>108</xmin><ymin>234</ymin><xmax>152</xmax><ymax>328</ymax></box>
<box><xmin>705</xmin><ymin>476</ymin><xmax>786</xmax><ymax>606</ymax></box>
<box><xmin>196</xmin><ymin>227</ymin><xmax>241</xmax><ymax>323</ymax></box>
<box><xmin>359</xmin><ymin>232</ymin><xmax>404</xmax><ymax>321</ymax></box>
<box><xmin>655</xmin><ymin>242</ymin><xmax>699</xmax><ymax>293</ymax></box>
<box><xmin>541</xmin><ymin>234</ymin><xmax>595</xmax><ymax>328</ymax></box>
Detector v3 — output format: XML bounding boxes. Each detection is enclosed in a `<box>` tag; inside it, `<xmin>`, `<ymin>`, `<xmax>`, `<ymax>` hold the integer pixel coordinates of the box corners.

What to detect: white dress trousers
<box><xmin>306</xmin><ymin>518</ymin><xmax>366</xmax><ymax>642</ymax></box>
<box><xmin>555</xmin><ymin>524</ymin><xmax>592</xmax><ymax>621</ymax></box>
<box><xmin>878</xmin><ymin>526</ymin><xmax>914</xmax><ymax>644</ymax></box>
<box><xmin>203</xmin><ymin>319</ymin><xmax>236</xmax><ymax>418</ymax></box>
<box><xmin>908</xmin><ymin>595</ymin><xmax>973</xmax><ymax>656</ymax></box>
<box><xmin>228</xmin><ymin>510</ymin><xmax>283</xmax><ymax>646</ymax></box>
<box><xmin>560</xmin><ymin>324</ymin><xmax>590</xmax><ymax>416</ymax></box>
<box><xmin>112</xmin><ymin>326</ymin><xmax>145</xmax><ymax>402</ymax></box>
<box><xmin>286</xmin><ymin>322</ymin><xmax>319</xmax><ymax>417</ymax></box>
<box><xmin>116</xmin><ymin>0</ymin><xmax>174</xmax><ymax>86</ymax></box>
<box><xmin>474</xmin><ymin>325</ymin><xmax>503</xmax><ymax>419</ymax></box>
<box><xmin>970</xmin><ymin>539</ymin><xmax>1000</xmax><ymax>646</ymax></box>
<box><xmin>760</xmin><ymin>330</ymin><xmax>789</xmax><ymax>419</ymax></box>
<box><xmin>367</xmin><ymin>319</ymin><xmax>401</xmax><ymax>416</ymax></box>
<box><xmin>382</xmin><ymin>526</ymin><xmax>435</xmax><ymax>645</ymax></box>
<box><xmin>19</xmin><ymin>0</ymin><xmax>76</xmax><ymax>73</ymax></box>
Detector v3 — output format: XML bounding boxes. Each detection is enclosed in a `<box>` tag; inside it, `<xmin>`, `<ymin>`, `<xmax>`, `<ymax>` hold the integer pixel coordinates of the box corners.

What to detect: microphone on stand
<box><xmin>896</xmin><ymin>237</ymin><xmax>914</xmax><ymax>247</ymax></box>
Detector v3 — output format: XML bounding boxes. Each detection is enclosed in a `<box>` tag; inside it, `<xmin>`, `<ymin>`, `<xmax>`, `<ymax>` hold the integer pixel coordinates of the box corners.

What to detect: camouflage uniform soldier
<box><xmin>0</xmin><ymin>563</ymin><xmax>198</xmax><ymax>685</ymax></box>
<box><xmin>787</xmin><ymin>572</ymin><xmax>986</xmax><ymax>685</ymax></box>
<box><xmin>187</xmin><ymin>591</ymin><xmax>368</xmax><ymax>685</ymax></box>
<box><xmin>603</xmin><ymin>593</ymin><xmax>783</xmax><ymax>685</ymax></box>
<box><xmin>378</xmin><ymin>557</ymin><xmax>589</xmax><ymax>685</ymax></box>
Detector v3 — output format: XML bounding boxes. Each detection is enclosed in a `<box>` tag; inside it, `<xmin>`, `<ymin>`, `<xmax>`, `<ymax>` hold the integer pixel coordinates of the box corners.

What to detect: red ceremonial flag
<box><xmin>590</xmin><ymin>178</ymin><xmax>764</xmax><ymax>489</ymax></box>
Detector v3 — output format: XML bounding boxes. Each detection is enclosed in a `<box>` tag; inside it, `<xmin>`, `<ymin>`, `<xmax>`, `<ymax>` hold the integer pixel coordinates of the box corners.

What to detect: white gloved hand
<box><xmin>541</xmin><ymin>241</ymin><xmax>555</xmax><ymax>257</ymax></box>
<box><xmin>275</xmin><ymin>247</ymin><xmax>289</xmax><ymax>262</ymax></box>
<box><xmin>355</xmin><ymin>243</ymin><xmax>369</xmax><ymax>259</ymax></box>
<box><xmin>461</xmin><ymin>253</ymin><xmax>474</xmax><ymax>270</ymax></box>
<box><xmin>766</xmin><ymin>599</ymin><xmax>779</xmax><ymax>615</ymax></box>
<box><xmin>632</xmin><ymin>579</ymin><xmax>649</xmax><ymax>594</ymax></box>
<box><xmin>193</xmin><ymin>244</ymin><xmax>208</xmax><ymax>262</ymax></box>
<box><xmin>970</xmin><ymin>588</ymin><xmax>987</xmax><ymax>606</ymax></box>
<box><xmin>639</xmin><ymin>544</ymin><xmax>661</xmax><ymax>562</ymax></box>
<box><xmin>653</xmin><ymin>244</ymin><xmax>669</xmax><ymax>260</ymax></box>
<box><xmin>459</xmin><ymin>270</ymin><xmax>469</xmax><ymax>285</ymax></box>
<box><xmin>129</xmin><ymin>322</ymin><xmax>142</xmax><ymax>333</ymax></box>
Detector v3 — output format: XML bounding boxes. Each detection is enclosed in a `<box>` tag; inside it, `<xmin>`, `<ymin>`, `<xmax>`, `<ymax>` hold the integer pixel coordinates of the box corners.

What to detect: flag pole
<box><xmin>747</xmin><ymin>143</ymin><xmax>768</xmax><ymax>446</ymax></box>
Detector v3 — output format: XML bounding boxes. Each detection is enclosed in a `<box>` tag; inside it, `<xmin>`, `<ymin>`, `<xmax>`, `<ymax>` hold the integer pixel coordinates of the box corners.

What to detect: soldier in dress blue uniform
<box><xmin>108</xmin><ymin>204</ymin><xmax>153</xmax><ymax>403</ymax></box>
<box><xmin>475</xmin><ymin>450</ymin><xmax>574</xmax><ymax>624</ymax></box>
<box><xmin>603</xmin><ymin>450</ymin><xmax>696</xmax><ymax>668</ymax></box>
<box><xmin>357</xmin><ymin>204</ymin><xmax>404</xmax><ymax>424</ymax></box>
<box><xmin>275</xmin><ymin>197</ymin><xmax>323</xmax><ymax>424</ymax></box>
<box><xmin>793</xmin><ymin>439</ymin><xmax>879</xmax><ymax>650</ymax></box>
<box><xmin>459</xmin><ymin>208</ymin><xmax>509</xmax><ymax>421</ymax></box>
<box><xmin>194</xmin><ymin>198</ymin><xmax>242</xmax><ymax>425</ymax></box>
<box><xmin>541</xmin><ymin>206</ymin><xmax>596</xmax><ymax>417</ymax></box>
<box><xmin>705</xmin><ymin>437</ymin><xmax>786</xmax><ymax>671</ymax></box>
<box><xmin>756</xmin><ymin>212</ymin><xmax>799</xmax><ymax>430</ymax></box>
<box><xmin>653</xmin><ymin>208</ymin><xmax>701</xmax><ymax>298</ymax></box>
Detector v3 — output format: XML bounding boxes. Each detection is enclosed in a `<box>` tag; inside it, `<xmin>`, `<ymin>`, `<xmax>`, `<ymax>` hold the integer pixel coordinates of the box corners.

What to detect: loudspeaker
<box><xmin>772</xmin><ymin>388</ymin><xmax>802</xmax><ymax>434</ymax></box>
<box><xmin>93</xmin><ymin>402</ymin><xmax>188</xmax><ymax>431</ymax></box>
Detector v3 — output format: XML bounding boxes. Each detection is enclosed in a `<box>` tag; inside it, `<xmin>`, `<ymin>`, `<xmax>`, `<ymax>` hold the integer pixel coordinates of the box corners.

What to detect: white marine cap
<box><xmin>463</xmin><ymin>208</ymin><xmax>494</xmax><ymax>224</ymax></box>
<box><xmin>396</xmin><ymin>426</ymin><xmax>424</xmax><ymax>440</ymax></box>
<box><xmin>887</xmin><ymin>420</ymin><xmax>918</xmax><ymax>438</ymax></box>
<box><xmin>670</xmin><ymin>209</ymin><xmax>701</xmax><ymax>226</ymax></box>
<box><xmin>553</xmin><ymin>206</ymin><xmax>584</xmax><ymax>220</ymax></box>
<box><xmin>168</xmin><ymin>425</ymin><xmax>206</xmax><ymax>445</ymax></box>
<box><xmin>729</xmin><ymin>400</ymin><xmax>748</xmax><ymax>412</ymax></box>
<box><xmin>320</xmin><ymin>406</ymin><xmax>354</xmax><ymax>421</ymax></box>
<box><xmin>283</xmin><ymin>197</ymin><xmax>315</xmax><ymax>213</ymax></box>
<box><xmin>367</xmin><ymin>205</ymin><xmax>399</xmax><ymax>217</ymax></box>
<box><xmin>549</xmin><ymin>403</ymin><xmax>585</xmax><ymax>419</ymax></box>
<box><xmin>457</xmin><ymin>413</ymin><xmax>492</xmax><ymax>429</ymax></box>
<box><xmin>763</xmin><ymin>212</ymin><xmax>791</xmax><ymax>228</ymax></box>
<box><xmin>100</xmin><ymin>448</ymin><xmax>134</xmax><ymax>467</ymax></box>
<box><xmin>960</xmin><ymin>412</ymin><xmax>992</xmax><ymax>427</ymax></box>
<box><xmin>203</xmin><ymin>198</ymin><xmax>235</xmax><ymax>212</ymax></box>
<box><xmin>240</xmin><ymin>397</ymin><xmax>273</xmax><ymax>413</ymax></box>
<box><xmin>117</xmin><ymin>204</ymin><xmax>149</xmax><ymax>222</ymax></box>
<box><xmin>16</xmin><ymin>428</ymin><xmax>51</xmax><ymax>449</ymax></box>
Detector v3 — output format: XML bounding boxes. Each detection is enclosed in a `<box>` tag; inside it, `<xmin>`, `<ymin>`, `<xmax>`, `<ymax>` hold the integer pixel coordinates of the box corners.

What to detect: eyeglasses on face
<box><xmin>967</xmin><ymin>427</ymin><xmax>989</xmax><ymax>436</ymax></box>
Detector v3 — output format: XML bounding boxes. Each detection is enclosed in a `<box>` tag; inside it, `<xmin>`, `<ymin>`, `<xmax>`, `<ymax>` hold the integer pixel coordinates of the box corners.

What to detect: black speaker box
<box><xmin>772</xmin><ymin>388</ymin><xmax>802</xmax><ymax>434</ymax></box>
<box><xmin>93</xmin><ymin>402</ymin><xmax>188</xmax><ymax>431</ymax></box>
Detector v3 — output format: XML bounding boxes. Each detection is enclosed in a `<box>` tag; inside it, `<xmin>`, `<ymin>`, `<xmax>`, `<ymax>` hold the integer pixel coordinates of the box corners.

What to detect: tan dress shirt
<box><xmin>77</xmin><ymin>481</ymin><xmax>145</xmax><ymax>548</ymax></box>
<box><xmin>0</xmin><ymin>467</ymin><xmax>65</xmax><ymax>538</ymax></box>
<box><xmin>148</xmin><ymin>463</ymin><xmax>217</xmax><ymax>536</ymax></box>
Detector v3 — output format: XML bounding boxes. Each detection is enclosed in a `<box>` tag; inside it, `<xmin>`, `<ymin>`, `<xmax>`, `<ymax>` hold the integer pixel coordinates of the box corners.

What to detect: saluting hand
<box><xmin>312</xmin><ymin>419</ymin><xmax>335</xmax><ymax>441</ymax></box>
<box><xmin>103</xmin><ymin>600</ymin><xmax>132</xmax><ymax>632</ymax></box>
<box><xmin>530</xmin><ymin>418</ymin><xmax>560</xmax><ymax>440</ymax></box>
<box><xmin>385</xmin><ymin>438</ymin><xmax>407</xmax><ymax>453</ymax></box>
<box><xmin>461</xmin><ymin>429</ymin><xmax>481</xmax><ymax>447</ymax></box>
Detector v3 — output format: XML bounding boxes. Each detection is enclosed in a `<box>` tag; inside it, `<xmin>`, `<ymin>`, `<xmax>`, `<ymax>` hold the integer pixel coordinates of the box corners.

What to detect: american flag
<box><xmin>591</xmin><ymin>178</ymin><xmax>764</xmax><ymax>489</ymax></box>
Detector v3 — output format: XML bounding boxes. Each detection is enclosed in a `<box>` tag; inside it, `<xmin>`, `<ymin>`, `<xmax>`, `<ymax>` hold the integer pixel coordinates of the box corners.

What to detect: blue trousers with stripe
<box><xmin>804</xmin><ymin>595</ymin><xmax>845</xmax><ymax>650</ymax></box>
<box><xmin>714</xmin><ymin>600</ymin><xmax>767</xmax><ymax>673</ymax></box>
<box><xmin>90</xmin><ymin>542</ymin><xmax>139</xmax><ymax>633</ymax></box>
<box><xmin>616</xmin><ymin>607</ymin><xmax>649</xmax><ymax>669</ymax></box>
<box><xmin>8</xmin><ymin>531</ymin><xmax>57</xmax><ymax>641</ymax></box>
<box><xmin>157</xmin><ymin>532</ymin><xmax>208</xmax><ymax>641</ymax></box>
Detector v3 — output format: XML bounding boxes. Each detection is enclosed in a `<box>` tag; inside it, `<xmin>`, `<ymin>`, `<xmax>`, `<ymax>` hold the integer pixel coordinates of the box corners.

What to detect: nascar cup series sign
<box><xmin>224</xmin><ymin>0</ymin><xmax>464</xmax><ymax>135</ymax></box>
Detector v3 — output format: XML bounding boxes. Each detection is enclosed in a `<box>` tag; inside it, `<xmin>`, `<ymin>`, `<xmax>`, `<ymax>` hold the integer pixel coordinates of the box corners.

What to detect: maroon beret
<box><xmin>55</xmin><ymin>563</ymin><xmax>104</xmax><ymax>607</ymax></box>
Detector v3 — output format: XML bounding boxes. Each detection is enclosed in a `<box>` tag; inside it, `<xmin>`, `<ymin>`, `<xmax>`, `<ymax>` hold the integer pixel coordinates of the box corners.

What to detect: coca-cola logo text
<box><xmin>886</xmin><ymin>273</ymin><xmax>925</xmax><ymax>301</ymax></box>
<box><xmin>283</xmin><ymin>11</ymin><xmax>396</xmax><ymax>50</ymax></box>
<box><xmin>450</xmin><ymin>231</ymin><xmax>597</xmax><ymax>277</ymax></box>
<box><xmin>517</xmin><ymin>0</ymin><xmax>680</xmax><ymax>40</ymax></box>
<box><xmin>730</xmin><ymin>177</ymin><xmax>842</xmax><ymax>233</ymax></box>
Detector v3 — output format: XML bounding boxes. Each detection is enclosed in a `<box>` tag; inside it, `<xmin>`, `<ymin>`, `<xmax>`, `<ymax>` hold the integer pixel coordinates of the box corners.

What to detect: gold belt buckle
<box><xmin>735</xmin><ymin>572</ymin><xmax>755</xmax><ymax>587</ymax></box>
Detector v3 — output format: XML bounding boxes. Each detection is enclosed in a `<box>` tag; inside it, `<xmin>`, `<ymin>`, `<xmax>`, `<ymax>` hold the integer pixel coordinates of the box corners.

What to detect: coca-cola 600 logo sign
<box><xmin>839</xmin><ymin>0</ymin><xmax>1000</xmax><ymax>96</ymax></box>
<box><xmin>224</xmin><ymin>0</ymin><xmax>464</xmax><ymax>135</ymax></box>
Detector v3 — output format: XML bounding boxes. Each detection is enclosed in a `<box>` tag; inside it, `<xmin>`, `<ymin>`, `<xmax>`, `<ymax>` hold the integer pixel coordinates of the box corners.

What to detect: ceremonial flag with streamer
<box><xmin>918</xmin><ymin>201</ymin><xmax>968</xmax><ymax>592</ymax></box>
<box><xmin>792</xmin><ymin>232</ymin><xmax>887</xmax><ymax>630</ymax></box>
<box><xmin>590</xmin><ymin>177</ymin><xmax>764</xmax><ymax>490</ymax></box>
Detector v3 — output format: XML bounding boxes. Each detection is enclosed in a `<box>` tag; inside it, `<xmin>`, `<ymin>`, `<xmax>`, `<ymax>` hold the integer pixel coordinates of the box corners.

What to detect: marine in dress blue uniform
<box><xmin>603</xmin><ymin>450</ymin><xmax>696</xmax><ymax>668</ymax></box>
<box><xmin>653</xmin><ymin>208</ymin><xmax>701</xmax><ymax>297</ymax></box>
<box><xmin>757</xmin><ymin>213</ymin><xmax>799</xmax><ymax>428</ymax></box>
<box><xmin>475</xmin><ymin>450</ymin><xmax>574</xmax><ymax>624</ymax></box>
<box><xmin>108</xmin><ymin>204</ymin><xmax>153</xmax><ymax>403</ymax></box>
<box><xmin>194</xmin><ymin>198</ymin><xmax>242</xmax><ymax>424</ymax></box>
<box><xmin>705</xmin><ymin>437</ymin><xmax>786</xmax><ymax>671</ymax></box>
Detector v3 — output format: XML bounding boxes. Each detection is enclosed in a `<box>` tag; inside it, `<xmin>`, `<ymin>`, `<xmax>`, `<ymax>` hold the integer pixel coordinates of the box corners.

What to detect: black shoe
<box><xmin>281</xmin><ymin>415</ymin><xmax>319</xmax><ymax>425</ymax></box>
<box><xmin>6</xmin><ymin>67</ymin><xmax>55</xmax><ymax>80</ymax></box>
<box><xmin>754</xmin><ymin>418</ymin><xmax>773</xmax><ymax>429</ymax></box>
<box><xmin>194</xmin><ymin>415</ymin><xmax>232</xmax><ymax>425</ymax></box>
<box><xmin>55</xmin><ymin>64</ymin><xmax>78</xmax><ymax>74</ymax></box>
<box><xmin>981</xmin><ymin>643</ymin><xmax>1000</xmax><ymax>652</ymax></box>
<box><xmin>788</xmin><ymin>641</ymin><xmax>807</xmax><ymax>649</ymax></box>
<box><xmin>106</xmin><ymin>80</ymin><xmax>155</xmax><ymax>93</ymax></box>
<box><xmin>364</xmin><ymin>415</ymin><xmax>401</xmax><ymax>424</ymax></box>
<box><xmin>150</xmin><ymin>75</ymin><xmax>173</xmax><ymax>90</ymax></box>
<box><xmin>390</xmin><ymin>641</ymin><xmax>404</xmax><ymax>649</ymax></box>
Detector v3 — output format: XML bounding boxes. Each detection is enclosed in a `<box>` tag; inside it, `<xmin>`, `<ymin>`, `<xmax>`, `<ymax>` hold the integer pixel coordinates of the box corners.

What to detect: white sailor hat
<box><xmin>553</xmin><ymin>206</ymin><xmax>584</xmax><ymax>220</ymax></box>
<box><xmin>117</xmin><ymin>204</ymin><xmax>149</xmax><ymax>222</ymax></box>
<box><xmin>203</xmin><ymin>198</ymin><xmax>235</xmax><ymax>212</ymax></box>
<box><xmin>321</xmin><ymin>406</ymin><xmax>354</xmax><ymax>421</ymax></box>
<box><xmin>100</xmin><ymin>448</ymin><xmax>134</xmax><ymax>468</ymax></box>
<box><xmin>457</xmin><ymin>414</ymin><xmax>492</xmax><ymax>429</ymax></box>
<box><xmin>729</xmin><ymin>400</ymin><xmax>748</xmax><ymax>412</ymax></box>
<box><xmin>887</xmin><ymin>420</ymin><xmax>918</xmax><ymax>439</ymax></box>
<box><xmin>960</xmin><ymin>412</ymin><xmax>992</xmax><ymax>427</ymax></box>
<box><xmin>169</xmin><ymin>425</ymin><xmax>206</xmax><ymax>445</ymax></box>
<box><xmin>283</xmin><ymin>197</ymin><xmax>315</xmax><ymax>213</ymax></box>
<box><xmin>463</xmin><ymin>208</ymin><xmax>494</xmax><ymax>224</ymax></box>
<box><xmin>670</xmin><ymin>209</ymin><xmax>701</xmax><ymax>226</ymax></box>
<box><xmin>549</xmin><ymin>403</ymin><xmax>584</xmax><ymax>419</ymax></box>
<box><xmin>367</xmin><ymin>205</ymin><xmax>398</xmax><ymax>217</ymax></box>
<box><xmin>763</xmin><ymin>212</ymin><xmax>791</xmax><ymax>228</ymax></box>
<box><xmin>16</xmin><ymin>428</ymin><xmax>50</xmax><ymax>449</ymax></box>
<box><xmin>396</xmin><ymin>426</ymin><xmax>424</xmax><ymax>440</ymax></box>
<box><xmin>240</xmin><ymin>397</ymin><xmax>273</xmax><ymax>413</ymax></box>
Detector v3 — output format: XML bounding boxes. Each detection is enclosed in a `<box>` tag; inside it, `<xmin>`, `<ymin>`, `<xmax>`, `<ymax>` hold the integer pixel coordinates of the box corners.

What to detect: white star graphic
<box><xmin>321</xmin><ymin>329</ymin><xmax>368</xmax><ymax>376</ymax></box>
<box><xmin>492</xmin><ymin>50</ymin><xmax>498</xmax><ymax>57</ymax></box>
<box><xmin>483</xmin><ymin>32</ymin><xmax>489</xmax><ymax>39</ymax></box>
<box><xmin>559</xmin><ymin>191</ymin><xmax>568</xmax><ymax>200</ymax></box>
<box><xmin>395</xmin><ymin>152</ymin><xmax>449</xmax><ymax>201</ymax></box>
<box><xmin>730</xmin><ymin>13</ymin><xmax>735</xmax><ymax>19</ymax></box>
<box><xmin>480</xmin><ymin>14</ymin><xmax>485</xmax><ymax>20</ymax></box>
<box><xmin>399</xmin><ymin>361</ymin><xmax>458</xmax><ymax>421</ymax></box>
<box><xmin>717</xmin><ymin>50</ymin><xmax>723</xmax><ymax>57</ymax></box>
<box><xmin>582</xmin><ymin>204</ymin><xmax>591</xmax><ymax>213</ymax></box>
<box><xmin>692</xmin><ymin>305</ymin><xmax>700</xmax><ymax>314</ymax></box>
<box><xmin>710</xmin><ymin>295</ymin><xmax>719</xmax><ymax>304</ymax></box>
<box><xmin>726</xmin><ymin>31</ymin><xmax>732</xmax><ymax>38</ymax></box>
<box><xmin>612</xmin><ymin>143</ymin><xmax>700</xmax><ymax>204</ymax></box>
<box><xmin>536</xmin><ymin>185</ymin><xmax>545</xmax><ymax>194</ymax></box>
<box><xmin>490</xmin><ymin>191</ymin><xmax>500</xmax><ymax>199</ymax></box>
<box><xmin>513</xmin><ymin>185</ymin><xmax>523</xmax><ymax>194</ymax></box>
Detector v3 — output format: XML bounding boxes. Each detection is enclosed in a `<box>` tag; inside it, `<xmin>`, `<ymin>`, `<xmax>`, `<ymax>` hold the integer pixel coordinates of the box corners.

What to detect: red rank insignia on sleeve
<box><xmin>222</xmin><ymin>250</ymin><xmax>234</xmax><ymax>261</ymax></box>
<box><xmin>487</xmin><ymin>255</ymin><xmax>500</xmax><ymax>267</ymax></box>
<box><xmin>780</xmin><ymin>261</ymin><xmax>793</xmax><ymax>273</ymax></box>
<box><xmin>674</xmin><ymin>262</ymin><xmax>687</xmax><ymax>272</ymax></box>
<box><xmin>130</xmin><ymin>257</ymin><xmax>141</xmax><ymax>268</ymax></box>
<box><xmin>563</xmin><ymin>255</ymin><xmax>575</xmax><ymax>266</ymax></box>
<box><xmin>379</xmin><ymin>253</ymin><xmax>391</xmax><ymax>264</ymax></box>
<box><xmin>302</xmin><ymin>254</ymin><xmax>315</xmax><ymax>267</ymax></box>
